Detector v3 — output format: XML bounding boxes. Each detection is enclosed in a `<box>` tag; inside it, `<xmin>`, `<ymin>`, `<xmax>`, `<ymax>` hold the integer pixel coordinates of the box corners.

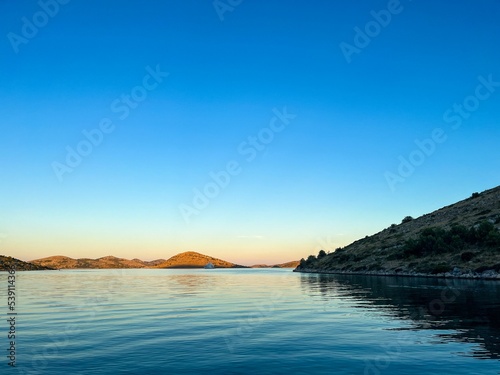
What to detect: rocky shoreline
<box><xmin>293</xmin><ymin>267</ymin><xmax>500</xmax><ymax>280</ymax></box>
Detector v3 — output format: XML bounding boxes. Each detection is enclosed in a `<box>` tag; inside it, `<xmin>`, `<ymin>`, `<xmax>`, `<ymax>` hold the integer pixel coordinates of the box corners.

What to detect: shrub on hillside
<box><xmin>461</xmin><ymin>252</ymin><xmax>475</xmax><ymax>262</ymax></box>
<box><xmin>304</xmin><ymin>255</ymin><xmax>317</xmax><ymax>266</ymax></box>
<box><xmin>402</xmin><ymin>221</ymin><xmax>500</xmax><ymax>258</ymax></box>
<box><xmin>336</xmin><ymin>253</ymin><xmax>351</xmax><ymax>263</ymax></box>
<box><xmin>469</xmin><ymin>221</ymin><xmax>500</xmax><ymax>247</ymax></box>
<box><xmin>299</xmin><ymin>254</ymin><xmax>319</xmax><ymax>269</ymax></box>
<box><xmin>402</xmin><ymin>216</ymin><xmax>414</xmax><ymax>224</ymax></box>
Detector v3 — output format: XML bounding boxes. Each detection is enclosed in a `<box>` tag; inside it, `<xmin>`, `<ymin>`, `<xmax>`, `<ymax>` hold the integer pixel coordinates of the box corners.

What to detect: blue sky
<box><xmin>1</xmin><ymin>0</ymin><xmax>499</xmax><ymax>265</ymax></box>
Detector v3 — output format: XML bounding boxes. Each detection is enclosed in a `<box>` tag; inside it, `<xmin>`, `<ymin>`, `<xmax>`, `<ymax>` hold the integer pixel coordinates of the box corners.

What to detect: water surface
<box><xmin>3</xmin><ymin>269</ymin><xmax>500</xmax><ymax>374</ymax></box>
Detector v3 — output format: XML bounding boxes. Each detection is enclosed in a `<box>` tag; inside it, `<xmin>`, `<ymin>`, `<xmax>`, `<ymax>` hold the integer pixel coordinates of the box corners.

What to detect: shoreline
<box><xmin>293</xmin><ymin>268</ymin><xmax>500</xmax><ymax>280</ymax></box>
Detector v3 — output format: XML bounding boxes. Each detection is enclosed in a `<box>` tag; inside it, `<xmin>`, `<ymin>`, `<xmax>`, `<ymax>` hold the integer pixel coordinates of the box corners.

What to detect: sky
<box><xmin>1</xmin><ymin>0</ymin><xmax>499</xmax><ymax>266</ymax></box>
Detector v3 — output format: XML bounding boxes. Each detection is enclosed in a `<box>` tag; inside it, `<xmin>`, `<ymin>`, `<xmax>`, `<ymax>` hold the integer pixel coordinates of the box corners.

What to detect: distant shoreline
<box><xmin>1</xmin><ymin>267</ymin><xmax>298</xmax><ymax>272</ymax></box>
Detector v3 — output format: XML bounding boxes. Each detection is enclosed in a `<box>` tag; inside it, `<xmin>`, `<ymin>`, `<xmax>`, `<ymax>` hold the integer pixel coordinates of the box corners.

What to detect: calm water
<box><xmin>3</xmin><ymin>269</ymin><xmax>500</xmax><ymax>374</ymax></box>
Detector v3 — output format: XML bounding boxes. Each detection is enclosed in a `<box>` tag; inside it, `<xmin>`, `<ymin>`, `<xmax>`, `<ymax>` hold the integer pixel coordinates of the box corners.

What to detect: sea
<box><xmin>3</xmin><ymin>268</ymin><xmax>500</xmax><ymax>374</ymax></box>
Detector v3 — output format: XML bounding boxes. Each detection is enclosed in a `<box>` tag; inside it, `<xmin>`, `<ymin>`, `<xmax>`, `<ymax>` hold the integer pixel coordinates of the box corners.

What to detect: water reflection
<box><xmin>170</xmin><ymin>273</ymin><xmax>216</xmax><ymax>290</ymax></box>
<box><xmin>301</xmin><ymin>274</ymin><xmax>500</xmax><ymax>360</ymax></box>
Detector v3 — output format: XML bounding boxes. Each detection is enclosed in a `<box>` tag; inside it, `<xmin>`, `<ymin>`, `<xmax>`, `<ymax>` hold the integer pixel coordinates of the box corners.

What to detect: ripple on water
<box><xmin>4</xmin><ymin>269</ymin><xmax>500</xmax><ymax>374</ymax></box>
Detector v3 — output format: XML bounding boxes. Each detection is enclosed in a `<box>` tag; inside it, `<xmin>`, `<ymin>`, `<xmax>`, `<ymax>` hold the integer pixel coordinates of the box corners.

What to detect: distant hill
<box><xmin>31</xmin><ymin>255</ymin><xmax>159</xmax><ymax>269</ymax></box>
<box><xmin>1</xmin><ymin>255</ymin><xmax>54</xmax><ymax>271</ymax></box>
<box><xmin>133</xmin><ymin>258</ymin><xmax>166</xmax><ymax>267</ymax></box>
<box><xmin>251</xmin><ymin>260</ymin><xmax>300</xmax><ymax>268</ymax></box>
<box><xmin>30</xmin><ymin>252</ymin><xmax>247</xmax><ymax>269</ymax></box>
<box><xmin>154</xmin><ymin>251</ymin><xmax>247</xmax><ymax>268</ymax></box>
<box><xmin>296</xmin><ymin>186</ymin><xmax>500</xmax><ymax>278</ymax></box>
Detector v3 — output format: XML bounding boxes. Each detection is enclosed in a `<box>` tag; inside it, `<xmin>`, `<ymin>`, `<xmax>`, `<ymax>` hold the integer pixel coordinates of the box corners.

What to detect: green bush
<box><xmin>486</xmin><ymin>230</ymin><xmax>500</xmax><ymax>247</ymax></box>
<box><xmin>403</xmin><ymin>221</ymin><xmax>500</xmax><ymax>257</ymax></box>
<box><xmin>477</xmin><ymin>221</ymin><xmax>495</xmax><ymax>238</ymax></box>
<box><xmin>461</xmin><ymin>252</ymin><xmax>475</xmax><ymax>262</ymax></box>
<box><xmin>450</xmin><ymin>224</ymin><xmax>468</xmax><ymax>237</ymax></box>
<box><xmin>403</xmin><ymin>238</ymin><xmax>420</xmax><ymax>257</ymax></box>
<box><xmin>298</xmin><ymin>254</ymin><xmax>319</xmax><ymax>269</ymax></box>
<box><xmin>467</xmin><ymin>222</ymin><xmax>500</xmax><ymax>247</ymax></box>
<box><xmin>402</xmin><ymin>216</ymin><xmax>414</xmax><ymax>224</ymax></box>
<box><xmin>337</xmin><ymin>254</ymin><xmax>351</xmax><ymax>263</ymax></box>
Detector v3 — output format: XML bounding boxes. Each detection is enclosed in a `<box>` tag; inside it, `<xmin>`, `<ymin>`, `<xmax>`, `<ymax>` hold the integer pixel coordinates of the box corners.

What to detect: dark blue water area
<box><xmin>3</xmin><ymin>269</ymin><xmax>500</xmax><ymax>374</ymax></box>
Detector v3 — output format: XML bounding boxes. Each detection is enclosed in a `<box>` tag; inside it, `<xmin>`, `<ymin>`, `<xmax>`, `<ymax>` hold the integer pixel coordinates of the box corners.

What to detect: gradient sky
<box><xmin>1</xmin><ymin>0</ymin><xmax>499</xmax><ymax>265</ymax></box>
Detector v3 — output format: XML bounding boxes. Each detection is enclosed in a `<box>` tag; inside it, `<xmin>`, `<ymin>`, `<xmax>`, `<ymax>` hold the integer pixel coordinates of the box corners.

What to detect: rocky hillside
<box><xmin>1</xmin><ymin>255</ymin><xmax>54</xmax><ymax>271</ymax></box>
<box><xmin>154</xmin><ymin>251</ymin><xmax>247</xmax><ymax>268</ymax></box>
<box><xmin>295</xmin><ymin>186</ymin><xmax>500</xmax><ymax>279</ymax></box>
<box><xmin>30</xmin><ymin>255</ymin><xmax>162</xmax><ymax>269</ymax></box>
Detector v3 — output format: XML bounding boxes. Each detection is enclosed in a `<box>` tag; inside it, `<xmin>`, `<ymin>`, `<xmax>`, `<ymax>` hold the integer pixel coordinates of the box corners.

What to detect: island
<box><xmin>26</xmin><ymin>251</ymin><xmax>247</xmax><ymax>270</ymax></box>
<box><xmin>295</xmin><ymin>186</ymin><xmax>500</xmax><ymax>279</ymax></box>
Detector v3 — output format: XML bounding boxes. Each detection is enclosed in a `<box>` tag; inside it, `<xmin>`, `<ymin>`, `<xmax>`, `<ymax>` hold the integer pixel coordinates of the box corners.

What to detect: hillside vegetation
<box><xmin>295</xmin><ymin>186</ymin><xmax>500</xmax><ymax>278</ymax></box>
